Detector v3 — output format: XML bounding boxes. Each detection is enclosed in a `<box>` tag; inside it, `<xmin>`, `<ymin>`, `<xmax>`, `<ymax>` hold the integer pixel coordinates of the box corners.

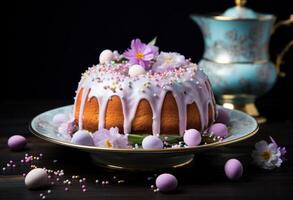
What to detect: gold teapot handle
<box><xmin>272</xmin><ymin>14</ymin><xmax>293</xmax><ymax>77</ymax></box>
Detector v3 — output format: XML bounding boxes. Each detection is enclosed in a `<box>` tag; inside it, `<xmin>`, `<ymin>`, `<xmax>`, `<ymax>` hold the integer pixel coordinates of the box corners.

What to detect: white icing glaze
<box><xmin>73</xmin><ymin>62</ymin><xmax>216</xmax><ymax>136</ymax></box>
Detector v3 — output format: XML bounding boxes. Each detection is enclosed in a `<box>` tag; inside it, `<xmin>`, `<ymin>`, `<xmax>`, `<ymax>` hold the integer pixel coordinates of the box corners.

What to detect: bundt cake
<box><xmin>73</xmin><ymin>39</ymin><xmax>216</xmax><ymax>136</ymax></box>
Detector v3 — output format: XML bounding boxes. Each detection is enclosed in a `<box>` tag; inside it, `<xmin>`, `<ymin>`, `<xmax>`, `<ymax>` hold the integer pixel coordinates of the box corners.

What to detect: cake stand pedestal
<box><xmin>220</xmin><ymin>94</ymin><xmax>266</xmax><ymax>124</ymax></box>
<box><xmin>90</xmin><ymin>153</ymin><xmax>194</xmax><ymax>170</ymax></box>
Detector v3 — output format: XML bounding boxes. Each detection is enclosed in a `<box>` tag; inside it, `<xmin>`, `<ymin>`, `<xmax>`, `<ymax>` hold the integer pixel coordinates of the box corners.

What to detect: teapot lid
<box><xmin>222</xmin><ymin>0</ymin><xmax>258</xmax><ymax>19</ymax></box>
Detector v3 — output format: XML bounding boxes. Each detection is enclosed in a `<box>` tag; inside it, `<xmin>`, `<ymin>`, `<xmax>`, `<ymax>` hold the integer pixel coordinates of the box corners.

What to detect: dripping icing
<box><xmin>76</xmin><ymin>63</ymin><xmax>216</xmax><ymax>135</ymax></box>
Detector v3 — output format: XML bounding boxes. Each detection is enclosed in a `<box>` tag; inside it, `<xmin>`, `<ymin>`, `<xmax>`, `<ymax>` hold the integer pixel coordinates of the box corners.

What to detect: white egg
<box><xmin>142</xmin><ymin>135</ymin><xmax>163</xmax><ymax>149</ymax></box>
<box><xmin>99</xmin><ymin>49</ymin><xmax>114</xmax><ymax>64</ymax></box>
<box><xmin>128</xmin><ymin>64</ymin><xmax>146</xmax><ymax>77</ymax></box>
<box><xmin>71</xmin><ymin>130</ymin><xmax>95</xmax><ymax>146</ymax></box>
<box><xmin>25</xmin><ymin>168</ymin><xmax>48</xmax><ymax>189</ymax></box>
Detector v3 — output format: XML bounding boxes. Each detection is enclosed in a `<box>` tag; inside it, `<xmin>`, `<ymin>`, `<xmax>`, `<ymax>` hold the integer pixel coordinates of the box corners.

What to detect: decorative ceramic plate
<box><xmin>30</xmin><ymin>105</ymin><xmax>258</xmax><ymax>170</ymax></box>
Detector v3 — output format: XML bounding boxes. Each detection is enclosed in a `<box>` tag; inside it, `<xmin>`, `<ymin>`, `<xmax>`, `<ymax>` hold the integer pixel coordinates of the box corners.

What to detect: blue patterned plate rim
<box><xmin>29</xmin><ymin>105</ymin><xmax>258</xmax><ymax>154</ymax></box>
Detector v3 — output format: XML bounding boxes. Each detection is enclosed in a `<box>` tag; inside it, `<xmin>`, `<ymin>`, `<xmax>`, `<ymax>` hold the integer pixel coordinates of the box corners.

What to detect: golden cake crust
<box><xmin>74</xmin><ymin>89</ymin><xmax>215</xmax><ymax>134</ymax></box>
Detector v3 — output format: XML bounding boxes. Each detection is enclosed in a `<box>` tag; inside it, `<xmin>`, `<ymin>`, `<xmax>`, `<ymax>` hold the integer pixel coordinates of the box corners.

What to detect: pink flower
<box><xmin>92</xmin><ymin>127</ymin><xmax>129</xmax><ymax>148</ymax></box>
<box><xmin>123</xmin><ymin>39</ymin><xmax>158</xmax><ymax>70</ymax></box>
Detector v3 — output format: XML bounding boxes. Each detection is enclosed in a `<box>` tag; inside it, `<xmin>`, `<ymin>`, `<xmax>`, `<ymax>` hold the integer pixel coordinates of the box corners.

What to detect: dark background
<box><xmin>4</xmin><ymin>2</ymin><xmax>293</xmax><ymax>199</ymax></box>
<box><xmin>11</xmin><ymin>0</ymin><xmax>293</xmax><ymax>119</ymax></box>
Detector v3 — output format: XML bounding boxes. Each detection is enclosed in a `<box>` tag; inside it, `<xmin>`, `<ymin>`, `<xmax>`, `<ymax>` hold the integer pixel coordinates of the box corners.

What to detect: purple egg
<box><xmin>71</xmin><ymin>130</ymin><xmax>94</xmax><ymax>146</ymax></box>
<box><xmin>156</xmin><ymin>173</ymin><xmax>178</xmax><ymax>192</ymax></box>
<box><xmin>142</xmin><ymin>135</ymin><xmax>163</xmax><ymax>149</ymax></box>
<box><xmin>216</xmin><ymin>108</ymin><xmax>230</xmax><ymax>125</ymax></box>
<box><xmin>224</xmin><ymin>159</ymin><xmax>243</xmax><ymax>180</ymax></box>
<box><xmin>209</xmin><ymin>123</ymin><xmax>228</xmax><ymax>138</ymax></box>
<box><xmin>8</xmin><ymin>135</ymin><xmax>27</xmax><ymax>151</ymax></box>
<box><xmin>183</xmin><ymin>129</ymin><xmax>202</xmax><ymax>147</ymax></box>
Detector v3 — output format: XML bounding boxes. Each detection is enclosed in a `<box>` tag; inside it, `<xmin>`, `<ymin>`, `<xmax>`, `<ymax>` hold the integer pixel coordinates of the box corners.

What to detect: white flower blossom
<box><xmin>251</xmin><ymin>137</ymin><xmax>286</xmax><ymax>170</ymax></box>
<box><xmin>152</xmin><ymin>52</ymin><xmax>186</xmax><ymax>73</ymax></box>
<box><xmin>54</xmin><ymin>113</ymin><xmax>77</xmax><ymax>139</ymax></box>
<box><xmin>92</xmin><ymin>127</ymin><xmax>128</xmax><ymax>148</ymax></box>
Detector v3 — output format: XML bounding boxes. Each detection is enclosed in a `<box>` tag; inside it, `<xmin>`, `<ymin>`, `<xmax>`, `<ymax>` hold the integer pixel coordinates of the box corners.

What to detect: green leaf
<box><xmin>128</xmin><ymin>134</ymin><xmax>145</xmax><ymax>145</ymax></box>
<box><xmin>148</xmin><ymin>37</ymin><xmax>157</xmax><ymax>46</ymax></box>
<box><xmin>128</xmin><ymin>134</ymin><xmax>182</xmax><ymax>145</ymax></box>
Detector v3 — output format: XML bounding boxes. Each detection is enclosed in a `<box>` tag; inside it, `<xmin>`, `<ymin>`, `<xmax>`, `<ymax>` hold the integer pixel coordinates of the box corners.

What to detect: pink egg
<box><xmin>224</xmin><ymin>159</ymin><xmax>243</xmax><ymax>180</ymax></box>
<box><xmin>71</xmin><ymin>130</ymin><xmax>94</xmax><ymax>146</ymax></box>
<box><xmin>209</xmin><ymin>123</ymin><xmax>228</xmax><ymax>138</ymax></box>
<box><xmin>8</xmin><ymin>135</ymin><xmax>27</xmax><ymax>151</ymax></box>
<box><xmin>183</xmin><ymin>129</ymin><xmax>201</xmax><ymax>147</ymax></box>
<box><xmin>156</xmin><ymin>173</ymin><xmax>178</xmax><ymax>192</ymax></box>
<box><xmin>216</xmin><ymin>108</ymin><xmax>230</xmax><ymax>125</ymax></box>
<box><xmin>142</xmin><ymin>135</ymin><xmax>163</xmax><ymax>149</ymax></box>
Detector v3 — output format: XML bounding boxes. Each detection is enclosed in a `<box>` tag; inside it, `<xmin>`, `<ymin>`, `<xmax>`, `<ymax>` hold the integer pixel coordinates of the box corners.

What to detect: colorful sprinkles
<box><xmin>73</xmin><ymin>39</ymin><xmax>216</xmax><ymax>136</ymax></box>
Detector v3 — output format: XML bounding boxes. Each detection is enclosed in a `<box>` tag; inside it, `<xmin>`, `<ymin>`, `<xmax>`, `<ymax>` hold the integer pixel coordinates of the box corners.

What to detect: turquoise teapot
<box><xmin>191</xmin><ymin>0</ymin><xmax>292</xmax><ymax>122</ymax></box>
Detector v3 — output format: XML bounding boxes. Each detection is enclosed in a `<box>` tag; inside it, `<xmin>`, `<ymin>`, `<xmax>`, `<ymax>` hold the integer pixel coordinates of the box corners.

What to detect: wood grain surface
<box><xmin>0</xmin><ymin>100</ymin><xmax>292</xmax><ymax>200</ymax></box>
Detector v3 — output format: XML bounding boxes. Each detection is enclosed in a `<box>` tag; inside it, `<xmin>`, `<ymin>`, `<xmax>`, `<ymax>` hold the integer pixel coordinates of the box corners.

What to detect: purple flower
<box><xmin>92</xmin><ymin>127</ymin><xmax>129</xmax><ymax>148</ymax></box>
<box><xmin>251</xmin><ymin>136</ymin><xmax>286</xmax><ymax>170</ymax></box>
<box><xmin>123</xmin><ymin>39</ymin><xmax>158</xmax><ymax>69</ymax></box>
<box><xmin>269</xmin><ymin>136</ymin><xmax>287</xmax><ymax>161</ymax></box>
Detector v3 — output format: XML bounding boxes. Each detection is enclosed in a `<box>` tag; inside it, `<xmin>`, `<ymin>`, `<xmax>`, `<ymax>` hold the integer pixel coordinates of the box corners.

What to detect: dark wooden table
<box><xmin>1</xmin><ymin>100</ymin><xmax>292</xmax><ymax>200</ymax></box>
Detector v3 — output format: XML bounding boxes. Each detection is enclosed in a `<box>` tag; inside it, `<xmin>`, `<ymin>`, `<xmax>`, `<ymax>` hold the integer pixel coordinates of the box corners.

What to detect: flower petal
<box><xmin>279</xmin><ymin>147</ymin><xmax>287</xmax><ymax>156</ymax></box>
<box><xmin>255</xmin><ymin>140</ymin><xmax>268</xmax><ymax>152</ymax></box>
<box><xmin>131</xmin><ymin>39</ymin><xmax>143</xmax><ymax>52</ymax></box>
<box><xmin>268</xmin><ymin>143</ymin><xmax>279</xmax><ymax>154</ymax></box>
<box><xmin>137</xmin><ymin>59</ymin><xmax>146</xmax><ymax>67</ymax></box>
<box><xmin>123</xmin><ymin>49</ymin><xmax>135</xmax><ymax>59</ymax></box>
<box><xmin>150</xmin><ymin>45</ymin><xmax>159</xmax><ymax>56</ymax></box>
<box><xmin>269</xmin><ymin>136</ymin><xmax>278</xmax><ymax>146</ymax></box>
<box><xmin>143</xmin><ymin>53</ymin><xmax>155</xmax><ymax>61</ymax></box>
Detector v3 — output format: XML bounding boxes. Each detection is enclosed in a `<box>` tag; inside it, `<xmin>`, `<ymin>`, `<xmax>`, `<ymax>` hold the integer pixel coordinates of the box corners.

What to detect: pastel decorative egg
<box><xmin>209</xmin><ymin>123</ymin><xmax>229</xmax><ymax>138</ymax></box>
<box><xmin>8</xmin><ymin>135</ymin><xmax>27</xmax><ymax>151</ymax></box>
<box><xmin>52</xmin><ymin>113</ymin><xmax>69</xmax><ymax>125</ymax></box>
<box><xmin>216</xmin><ymin>108</ymin><xmax>230</xmax><ymax>125</ymax></box>
<box><xmin>156</xmin><ymin>173</ymin><xmax>178</xmax><ymax>192</ymax></box>
<box><xmin>183</xmin><ymin>129</ymin><xmax>202</xmax><ymax>147</ymax></box>
<box><xmin>142</xmin><ymin>135</ymin><xmax>163</xmax><ymax>149</ymax></box>
<box><xmin>128</xmin><ymin>64</ymin><xmax>146</xmax><ymax>77</ymax></box>
<box><xmin>99</xmin><ymin>49</ymin><xmax>113</xmax><ymax>64</ymax></box>
<box><xmin>71</xmin><ymin>130</ymin><xmax>94</xmax><ymax>146</ymax></box>
<box><xmin>25</xmin><ymin>168</ymin><xmax>48</xmax><ymax>189</ymax></box>
<box><xmin>224</xmin><ymin>159</ymin><xmax>243</xmax><ymax>180</ymax></box>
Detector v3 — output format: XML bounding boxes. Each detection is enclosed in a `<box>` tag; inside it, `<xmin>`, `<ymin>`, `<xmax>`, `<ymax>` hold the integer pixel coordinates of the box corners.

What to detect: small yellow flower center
<box><xmin>261</xmin><ymin>151</ymin><xmax>271</xmax><ymax>161</ymax></box>
<box><xmin>105</xmin><ymin>139</ymin><xmax>113</xmax><ymax>148</ymax></box>
<box><xmin>164</xmin><ymin>57</ymin><xmax>173</xmax><ymax>64</ymax></box>
<box><xmin>135</xmin><ymin>52</ymin><xmax>144</xmax><ymax>59</ymax></box>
